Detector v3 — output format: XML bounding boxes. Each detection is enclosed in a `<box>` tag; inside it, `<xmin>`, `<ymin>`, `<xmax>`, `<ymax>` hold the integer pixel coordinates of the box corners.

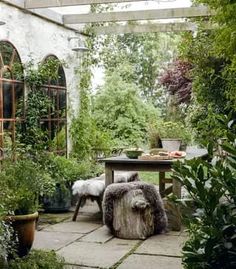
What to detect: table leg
<box><xmin>105</xmin><ymin>164</ymin><xmax>114</xmax><ymax>187</ymax></box>
<box><xmin>159</xmin><ymin>172</ymin><xmax>165</xmax><ymax>197</ymax></box>
<box><xmin>172</xmin><ymin>179</ymin><xmax>181</xmax><ymax>198</ymax></box>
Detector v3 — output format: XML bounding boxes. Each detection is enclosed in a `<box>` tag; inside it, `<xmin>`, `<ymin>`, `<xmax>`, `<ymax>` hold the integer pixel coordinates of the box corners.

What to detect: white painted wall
<box><xmin>0</xmin><ymin>1</ymin><xmax>85</xmax><ymax>152</ymax></box>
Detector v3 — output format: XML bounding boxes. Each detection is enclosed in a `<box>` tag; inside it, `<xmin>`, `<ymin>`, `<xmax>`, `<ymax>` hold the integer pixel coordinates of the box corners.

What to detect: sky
<box><xmin>52</xmin><ymin>0</ymin><xmax>192</xmax><ymax>14</ymax></box>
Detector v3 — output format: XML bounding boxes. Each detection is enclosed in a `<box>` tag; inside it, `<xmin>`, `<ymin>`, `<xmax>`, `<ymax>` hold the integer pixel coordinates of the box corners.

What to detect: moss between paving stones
<box><xmin>37</xmin><ymin>212</ymin><xmax>73</xmax><ymax>230</ymax></box>
<box><xmin>110</xmin><ymin>241</ymin><xmax>143</xmax><ymax>269</ymax></box>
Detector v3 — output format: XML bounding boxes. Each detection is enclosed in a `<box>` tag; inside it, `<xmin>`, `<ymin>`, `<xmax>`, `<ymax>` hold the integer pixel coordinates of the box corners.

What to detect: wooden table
<box><xmin>101</xmin><ymin>148</ymin><xmax>207</xmax><ymax>199</ymax></box>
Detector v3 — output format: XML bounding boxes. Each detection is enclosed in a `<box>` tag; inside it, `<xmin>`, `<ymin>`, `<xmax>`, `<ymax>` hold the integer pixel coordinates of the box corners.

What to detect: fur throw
<box><xmin>72</xmin><ymin>171</ymin><xmax>139</xmax><ymax>197</ymax></box>
<box><xmin>72</xmin><ymin>176</ymin><xmax>105</xmax><ymax>197</ymax></box>
<box><xmin>103</xmin><ymin>182</ymin><xmax>168</xmax><ymax>234</ymax></box>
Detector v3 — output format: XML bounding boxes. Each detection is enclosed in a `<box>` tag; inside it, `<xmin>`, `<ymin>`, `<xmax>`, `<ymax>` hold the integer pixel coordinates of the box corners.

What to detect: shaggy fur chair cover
<box><xmin>103</xmin><ymin>181</ymin><xmax>167</xmax><ymax>237</ymax></box>
<box><xmin>71</xmin><ymin>172</ymin><xmax>139</xmax><ymax>221</ymax></box>
<box><xmin>72</xmin><ymin>171</ymin><xmax>139</xmax><ymax>198</ymax></box>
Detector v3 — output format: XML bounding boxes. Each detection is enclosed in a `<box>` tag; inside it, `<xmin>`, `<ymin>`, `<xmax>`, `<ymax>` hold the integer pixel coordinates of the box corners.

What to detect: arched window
<box><xmin>0</xmin><ymin>41</ymin><xmax>24</xmax><ymax>159</ymax></box>
<box><xmin>41</xmin><ymin>55</ymin><xmax>67</xmax><ymax>155</ymax></box>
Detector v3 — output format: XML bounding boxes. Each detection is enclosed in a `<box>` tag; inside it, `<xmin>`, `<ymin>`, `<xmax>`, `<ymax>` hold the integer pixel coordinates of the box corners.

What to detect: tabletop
<box><xmin>101</xmin><ymin>147</ymin><xmax>208</xmax><ymax>164</ymax></box>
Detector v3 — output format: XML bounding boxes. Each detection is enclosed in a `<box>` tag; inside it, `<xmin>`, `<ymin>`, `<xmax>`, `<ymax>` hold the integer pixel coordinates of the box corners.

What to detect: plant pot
<box><xmin>6</xmin><ymin>212</ymin><xmax>38</xmax><ymax>257</ymax></box>
<box><xmin>161</xmin><ymin>138</ymin><xmax>181</xmax><ymax>152</ymax></box>
<box><xmin>43</xmin><ymin>185</ymin><xmax>71</xmax><ymax>213</ymax></box>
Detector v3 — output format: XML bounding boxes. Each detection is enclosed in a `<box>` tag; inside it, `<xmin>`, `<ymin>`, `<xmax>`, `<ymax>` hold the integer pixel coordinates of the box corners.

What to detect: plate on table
<box><xmin>139</xmin><ymin>154</ymin><xmax>172</xmax><ymax>160</ymax></box>
<box><xmin>169</xmin><ymin>151</ymin><xmax>186</xmax><ymax>158</ymax></box>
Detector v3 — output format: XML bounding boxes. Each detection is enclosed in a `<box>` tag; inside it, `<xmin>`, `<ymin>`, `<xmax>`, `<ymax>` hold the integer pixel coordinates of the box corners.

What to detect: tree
<box><xmin>92</xmin><ymin>62</ymin><xmax>159</xmax><ymax>147</ymax></box>
<box><xmin>159</xmin><ymin>59</ymin><xmax>192</xmax><ymax>105</ymax></box>
<box><xmin>90</xmin><ymin>30</ymin><xmax>180</xmax><ymax>106</ymax></box>
<box><xmin>178</xmin><ymin>8</ymin><xmax>236</xmax><ymax>144</ymax></box>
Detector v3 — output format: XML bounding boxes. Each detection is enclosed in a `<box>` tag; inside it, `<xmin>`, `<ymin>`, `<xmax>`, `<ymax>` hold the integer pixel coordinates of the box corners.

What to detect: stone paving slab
<box><xmin>73</xmin><ymin>200</ymin><xmax>101</xmax><ymax>214</ymax></box>
<box><xmin>135</xmin><ymin>234</ymin><xmax>186</xmax><ymax>257</ymax></box>
<box><xmin>37</xmin><ymin>212</ymin><xmax>74</xmax><ymax>230</ymax></box>
<box><xmin>57</xmin><ymin>238</ymin><xmax>139</xmax><ymax>268</ymax></box>
<box><xmin>73</xmin><ymin>213</ymin><xmax>103</xmax><ymax>224</ymax></box>
<box><xmin>43</xmin><ymin>221</ymin><xmax>102</xmax><ymax>234</ymax></box>
<box><xmin>80</xmin><ymin>225</ymin><xmax>113</xmax><ymax>243</ymax></box>
<box><xmin>117</xmin><ymin>254</ymin><xmax>183</xmax><ymax>269</ymax></box>
<box><xmin>33</xmin><ymin>231</ymin><xmax>83</xmax><ymax>251</ymax></box>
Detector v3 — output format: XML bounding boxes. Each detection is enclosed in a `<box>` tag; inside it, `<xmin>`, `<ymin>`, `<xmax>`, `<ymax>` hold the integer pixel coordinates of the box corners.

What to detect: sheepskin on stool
<box><xmin>72</xmin><ymin>171</ymin><xmax>139</xmax><ymax>221</ymax></box>
<box><xmin>103</xmin><ymin>182</ymin><xmax>167</xmax><ymax>239</ymax></box>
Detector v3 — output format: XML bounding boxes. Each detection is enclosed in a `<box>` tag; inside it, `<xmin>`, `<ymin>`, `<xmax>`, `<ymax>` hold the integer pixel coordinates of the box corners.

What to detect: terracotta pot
<box><xmin>6</xmin><ymin>212</ymin><xmax>38</xmax><ymax>257</ymax></box>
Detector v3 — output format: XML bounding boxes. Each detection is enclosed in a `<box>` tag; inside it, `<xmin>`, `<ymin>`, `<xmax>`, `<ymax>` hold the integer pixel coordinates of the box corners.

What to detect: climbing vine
<box><xmin>16</xmin><ymin>58</ymin><xmax>62</xmax><ymax>152</ymax></box>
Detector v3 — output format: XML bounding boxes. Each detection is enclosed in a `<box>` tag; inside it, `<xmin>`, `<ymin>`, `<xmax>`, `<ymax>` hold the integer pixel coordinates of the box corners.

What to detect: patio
<box><xmin>34</xmin><ymin>201</ymin><xmax>186</xmax><ymax>269</ymax></box>
<box><xmin>1</xmin><ymin>1</ymin><xmax>236</xmax><ymax>268</ymax></box>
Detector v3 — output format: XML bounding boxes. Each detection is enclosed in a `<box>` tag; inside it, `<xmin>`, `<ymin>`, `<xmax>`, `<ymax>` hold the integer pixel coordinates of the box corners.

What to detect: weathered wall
<box><xmin>0</xmin><ymin>1</ymin><xmax>84</xmax><ymax>152</ymax></box>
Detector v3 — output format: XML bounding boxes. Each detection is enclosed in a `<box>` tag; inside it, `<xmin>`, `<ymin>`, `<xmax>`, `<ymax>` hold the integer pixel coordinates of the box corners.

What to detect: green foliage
<box><xmin>93</xmin><ymin>64</ymin><xmax>159</xmax><ymax>147</ymax></box>
<box><xmin>179</xmin><ymin>29</ymin><xmax>233</xmax><ymax>145</ymax></box>
<box><xmin>0</xmin><ymin>158</ymin><xmax>54</xmax><ymax>215</ymax></box>
<box><xmin>38</xmin><ymin>154</ymin><xmax>79</xmax><ymax>184</ymax></box>
<box><xmin>148</xmin><ymin>120</ymin><xmax>191</xmax><ymax>145</ymax></box>
<box><xmin>178</xmin><ymin>1</ymin><xmax>236</xmax><ymax>145</ymax></box>
<box><xmin>172</xmin><ymin>123</ymin><xmax>236</xmax><ymax>269</ymax></box>
<box><xmin>38</xmin><ymin>153</ymin><xmax>102</xmax><ymax>184</ymax></box>
<box><xmin>16</xmin><ymin>90</ymin><xmax>51</xmax><ymax>152</ymax></box>
<box><xmin>70</xmin><ymin>91</ymin><xmax>112</xmax><ymax>160</ymax></box>
<box><xmin>37</xmin><ymin>154</ymin><xmax>103</xmax><ymax>210</ymax></box>
<box><xmin>90</xmin><ymin>31</ymin><xmax>180</xmax><ymax>106</ymax></box>
<box><xmin>23</xmin><ymin>58</ymin><xmax>62</xmax><ymax>90</ymax></box>
<box><xmin>16</xmin><ymin>58</ymin><xmax>63</xmax><ymax>152</ymax></box>
<box><xmin>186</xmin><ymin>103</ymin><xmax>227</xmax><ymax>146</ymax></box>
<box><xmin>8</xmin><ymin>250</ymin><xmax>64</xmax><ymax>269</ymax></box>
<box><xmin>0</xmin><ymin>221</ymin><xmax>15</xmax><ymax>265</ymax></box>
<box><xmin>70</xmin><ymin>41</ymin><xmax>113</xmax><ymax>160</ymax></box>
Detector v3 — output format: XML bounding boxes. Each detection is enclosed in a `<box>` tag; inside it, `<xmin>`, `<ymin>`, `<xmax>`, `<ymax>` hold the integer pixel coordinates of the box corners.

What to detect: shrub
<box><xmin>0</xmin><ymin>159</ymin><xmax>54</xmax><ymax>215</ymax></box>
<box><xmin>172</xmin><ymin>123</ymin><xmax>236</xmax><ymax>269</ymax></box>
<box><xmin>0</xmin><ymin>220</ymin><xmax>15</xmax><ymax>266</ymax></box>
<box><xmin>148</xmin><ymin>120</ymin><xmax>191</xmax><ymax>146</ymax></box>
<box><xmin>8</xmin><ymin>250</ymin><xmax>64</xmax><ymax>269</ymax></box>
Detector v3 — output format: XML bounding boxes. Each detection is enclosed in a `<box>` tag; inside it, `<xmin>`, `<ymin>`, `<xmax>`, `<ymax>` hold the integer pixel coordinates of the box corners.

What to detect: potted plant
<box><xmin>157</xmin><ymin>121</ymin><xmax>191</xmax><ymax>151</ymax></box>
<box><xmin>39</xmin><ymin>154</ymin><xmax>90</xmax><ymax>212</ymax></box>
<box><xmin>1</xmin><ymin>158</ymin><xmax>54</xmax><ymax>257</ymax></box>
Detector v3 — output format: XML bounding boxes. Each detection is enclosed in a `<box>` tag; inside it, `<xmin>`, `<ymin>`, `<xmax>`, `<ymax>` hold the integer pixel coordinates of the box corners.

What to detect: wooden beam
<box><xmin>63</xmin><ymin>6</ymin><xmax>213</xmax><ymax>24</ymax></box>
<box><xmin>25</xmin><ymin>0</ymin><xmax>146</xmax><ymax>9</ymax></box>
<box><xmin>93</xmin><ymin>22</ymin><xmax>214</xmax><ymax>34</ymax></box>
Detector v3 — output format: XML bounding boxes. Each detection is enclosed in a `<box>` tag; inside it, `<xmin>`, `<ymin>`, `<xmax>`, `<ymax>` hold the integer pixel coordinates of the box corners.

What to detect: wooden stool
<box><xmin>103</xmin><ymin>182</ymin><xmax>167</xmax><ymax>239</ymax></box>
<box><xmin>72</xmin><ymin>172</ymin><xmax>139</xmax><ymax>221</ymax></box>
<box><xmin>72</xmin><ymin>194</ymin><xmax>103</xmax><ymax>221</ymax></box>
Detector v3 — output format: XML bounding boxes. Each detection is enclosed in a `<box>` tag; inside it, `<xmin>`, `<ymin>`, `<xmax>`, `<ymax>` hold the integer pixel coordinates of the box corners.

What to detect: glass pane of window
<box><xmin>58</xmin><ymin>65</ymin><xmax>66</xmax><ymax>86</ymax></box>
<box><xmin>15</xmin><ymin>83</ymin><xmax>24</xmax><ymax>118</ymax></box>
<box><xmin>0</xmin><ymin>41</ymin><xmax>14</xmax><ymax>65</ymax></box>
<box><xmin>3</xmin><ymin>82</ymin><xmax>13</xmax><ymax>120</ymax></box>
<box><xmin>3</xmin><ymin>69</ymin><xmax>11</xmax><ymax>79</ymax></box>
<box><xmin>41</xmin><ymin>55</ymin><xmax>67</xmax><ymax>155</ymax></box>
<box><xmin>0</xmin><ymin>41</ymin><xmax>24</xmax><ymax>159</ymax></box>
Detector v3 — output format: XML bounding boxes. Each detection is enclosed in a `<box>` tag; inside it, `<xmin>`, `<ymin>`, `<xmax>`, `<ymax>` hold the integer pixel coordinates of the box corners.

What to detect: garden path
<box><xmin>33</xmin><ymin>201</ymin><xmax>186</xmax><ymax>269</ymax></box>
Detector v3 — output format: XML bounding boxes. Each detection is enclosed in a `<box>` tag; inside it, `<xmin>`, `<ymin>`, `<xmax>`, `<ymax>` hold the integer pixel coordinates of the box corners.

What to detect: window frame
<box><xmin>40</xmin><ymin>55</ymin><xmax>67</xmax><ymax>156</ymax></box>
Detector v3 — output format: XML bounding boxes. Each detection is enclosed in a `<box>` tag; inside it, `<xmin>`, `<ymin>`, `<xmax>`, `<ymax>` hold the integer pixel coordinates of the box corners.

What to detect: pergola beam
<box><xmin>63</xmin><ymin>6</ymin><xmax>213</xmax><ymax>24</ymax></box>
<box><xmin>93</xmin><ymin>22</ymin><xmax>214</xmax><ymax>34</ymax></box>
<box><xmin>25</xmin><ymin>0</ymin><xmax>146</xmax><ymax>9</ymax></box>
